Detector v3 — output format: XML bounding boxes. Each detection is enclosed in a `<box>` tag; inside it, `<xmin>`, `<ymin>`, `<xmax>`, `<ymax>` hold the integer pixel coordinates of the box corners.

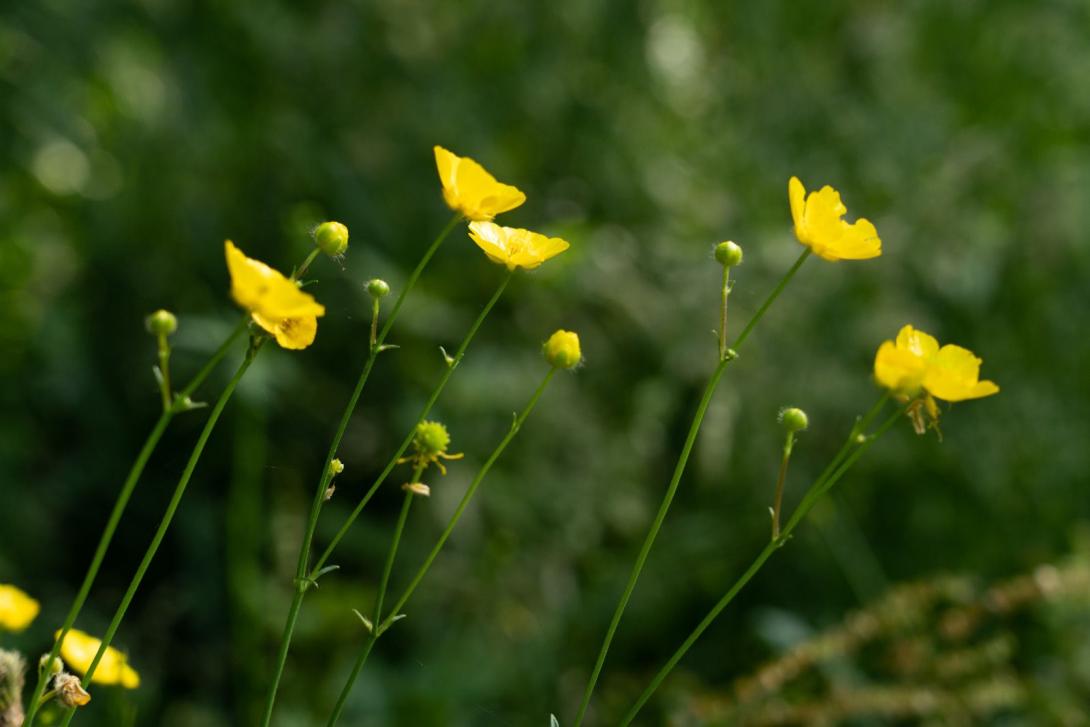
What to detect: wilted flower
<box><xmin>468</xmin><ymin>221</ymin><xmax>570</xmax><ymax>270</ymax></box>
<box><xmin>57</xmin><ymin>629</ymin><xmax>140</xmax><ymax>688</ymax></box>
<box><xmin>788</xmin><ymin>176</ymin><xmax>881</xmax><ymax>261</ymax></box>
<box><xmin>224</xmin><ymin>240</ymin><xmax>326</xmax><ymax>349</ymax></box>
<box><xmin>434</xmin><ymin>146</ymin><xmax>526</xmax><ymax>221</ymax></box>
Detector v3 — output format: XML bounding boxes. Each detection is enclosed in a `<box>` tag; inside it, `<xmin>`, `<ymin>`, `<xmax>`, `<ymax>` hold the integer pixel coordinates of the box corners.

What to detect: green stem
<box><xmin>731</xmin><ymin>248</ymin><xmax>810</xmax><ymax>351</ymax></box>
<box><xmin>293</xmin><ymin>248</ymin><xmax>321</xmax><ymax>280</ymax></box>
<box><xmin>718</xmin><ymin>265</ymin><xmax>731</xmax><ymax>361</ymax></box>
<box><xmin>157</xmin><ymin>334</ymin><xmax>172</xmax><ymax>412</ymax></box>
<box><xmin>573</xmin><ymin>249</ymin><xmax>811</xmax><ymax>727</ymax></box>
<box><xmin>369</xmin><ymin>297</ymin><xmax>380</xmax><ymax>351</ymax></box>
<box><xmin>378</xmin><ymin>367</ymin><xmax>556</xmax><ymax>633</ymax></box>
<box><xmin>770</xmin><ymin>431</ymin><xmax>795</xmax><ymax>540</ymax></box>
<box><xmin>310</xmin><ymin>270</ymin><xmax>514</xmax><ymax>578</ymax></box>
<box><xmin>326</xmin><ymin>465</ymin><xmax>421</xmax><ymax>727</ymax></box>
<box><xmin>21</xmin><ymin>318</ymin><xmax>248</xmax><ymax>727</ymax></box>
<box><xmin>325</xmin><ymin>367</ymin><xmax>556</xmax><ymax>725</ymax></box>
<box><xmin>618</xmin><ymin>403</ymin><xmax>905</xmax><ymax>726</ymax></box>
<box><xmin>59</xmin><ymin>341</ymin><xmax>260</xmax><ymax>727</ymax></box>
<box><xmin>260</xmin><ymin>213</ymin><xmax>462</xmax><ymax>727</ymax></box>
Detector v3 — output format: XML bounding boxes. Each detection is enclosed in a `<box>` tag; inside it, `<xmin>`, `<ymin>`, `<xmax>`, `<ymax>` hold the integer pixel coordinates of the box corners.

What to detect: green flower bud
<box><xmin>38</xmin><ymin>654</ymin><xmax>63</xmax><ymax>677</ymax></box>
<box><xmin>329</xmin><ymin>458</ymin><xmax>345</xmax><ymax>476</ymax></box>
<box><xmin>714</xmin><ymin>240</ymin><xmax>743</xmax><ymax>267</ymax></box>
<box><xmin>414</xmin><ymin>421</ymin><xmax>451</xmax><ymax>457</ymax></box>
<box><xmin>779</xmin><ymin>407</ymin><xmax>809</xmax><ymax>433</ymax></box>
<box><xmin>145</xmin><ymin>309</ymin><xmax>177</xmax><ymax>337</ymax></box>
<box><xmin>366</xmin><ymin>278</ymin><xmax>390</xmax><ymax>299</ymax></box>
<box><xmin>543</xmin><ymin>330</ymin><xmax>582</xmax><ymax>370</ymax></box>
<box><xmin>314</xmin><ymin>221</ymin><xmax>349</xmax><ymax>257</ymax></box>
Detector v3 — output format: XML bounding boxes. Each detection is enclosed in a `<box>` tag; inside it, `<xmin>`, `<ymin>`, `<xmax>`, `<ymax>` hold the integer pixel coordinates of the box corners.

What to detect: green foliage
<box><xmin>2</xmin><ymin>0</ymin><xmax>1088</xmax><ymax>724</ymax></box>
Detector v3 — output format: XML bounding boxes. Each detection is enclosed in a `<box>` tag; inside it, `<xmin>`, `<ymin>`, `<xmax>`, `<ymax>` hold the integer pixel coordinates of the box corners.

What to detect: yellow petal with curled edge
<box><xmin>788</xmin><ymin>176</ymin><xmax>881</xmax><ymax>261</ymax></box>
<box><xmin>434</xmin><ymin>146</ymin><xmax>526</xmax><ymax>221</ymax></box>
<box><xmin>924</xmin><ymin>344</ymin><xmax>1000</xmax><ymax>402</ymax></box>
<box><xmin>467</xmin><ymin>221</ymin><xmax>570</xmax><ymax>270</ymax></box>
<box><xmin>224</xmin><ymin>241</ymin><xmax>325</xmax><ymax>321</ymax></box>
<box><xmin>58</xmin><ymin>629</ymin><xmax>141</xmax><ymax>688</ymax></box>
<box><xmin>0</xmin><ymin>584</ymin><xmax>39</xmax><ymax>631</ymax></box>
<box><xmin>251</xmin><ymin>311</ymin><xmax>318</xmax><ymax>350</ymax></box>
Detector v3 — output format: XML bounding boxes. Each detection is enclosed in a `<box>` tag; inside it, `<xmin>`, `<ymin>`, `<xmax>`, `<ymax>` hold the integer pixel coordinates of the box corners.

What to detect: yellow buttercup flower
<box><xmin>467</xmin><ymin>221</ymin><xmax>570</xmax><ymax>270</ymax></box>
<box><xmin>874</xmin><ymin>325</ymin><xmax>999</xmax><ymax>435</ymax></box>
<box><xmin>788</xmin><ymin>176</ymin><xmax>881</xmax><ymax>261</ymax></box>
<box><xmin>224</xmin><ymin>240</ymin><xmax>325</xmax><ymax>349</ymax></box>
<box><xmin>434</xmin><ymin>146</ymin><xmax>527</xmax><ymax>221</ymax></box>
<box><xmin>58</xmin><ymin>629</ymin><xmax>140</xmax><ymax>688</ymax></box>
<box><xmin>873</xmin><ymin>325</ymin><xmax>939</xmax><ymax>395</ymax></box>
<box><xmin>923</xmin><ymin>345</ymin><xmax>1000</xmax><ymax>402</ymax></box>
<box><xmin>0</xmin><ymin>583</ymin><xmax>40</xmax><ymax>631</ymax></box>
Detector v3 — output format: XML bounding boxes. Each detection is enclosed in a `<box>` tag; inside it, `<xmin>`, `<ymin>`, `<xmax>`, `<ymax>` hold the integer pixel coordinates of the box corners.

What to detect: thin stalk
<box><xmin>379</xmin><ymin>367</ymin><xmax>556</xmax><ymax>632</ymax></box>
<box><xmin>156</xmin><ymin>333</ymin><xmax>172</xmax><ymax>412</ymax></box>
<box><xmin>731</xmin><ymin>248</ymin><xmax>810</xmax><ymax>351</ymax></box>
<box><xmin>718</xmin><ymin>265</ymin><xmax>731</xmax><ymax>361</ymax></box>
<box><xmin>22</xmin><ymin>318</ymin><xmax>248</xmax><ymax>727</ymax></box>
<box><xmin>770</xmin><ymin>431</ymin><xmax>795</xmax><ymax>541</ymax></box>
<box><xmin>573</xmin><ymin>248</ymin><xmax>811</xmax><ymax>726</ymax></box>
<box><xmin>324</xmin><ymin>368</ymin><xmax>557</xmax><ymax>725</ymax></box>
<box><xmin>59</xmin><ymin>341</ymin><xmax>261</xmax><ymax>727</ymax></box>
<box><xmin>258</xmin><ymin>212</ymin><xmax>463</xmax><ymax>727</ymax></box>
<box><xmin>293</xmin><ymin>248</ymin><xmax>321</xmax><ymax>280</ymax></box>
<box><xmin>326</xmin><ymin>464</ymin><xmax>422</xmax><ymax>727</ymax></box>
<box><xmin>310</xmin><ymin>270</ymin><xmax>514</xmax><ymax>578</ymax></box>
<box><xmin>618</xmin><ymin>404</ymin><xmax>906</xmax><ymax>725</ymax></box>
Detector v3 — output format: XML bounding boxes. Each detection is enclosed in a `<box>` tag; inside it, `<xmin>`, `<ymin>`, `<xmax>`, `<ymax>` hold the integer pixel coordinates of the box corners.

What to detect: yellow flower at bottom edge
<box><xmin>434</xmin><ymin>146</ymin><xmax>526</xmax><ymax>221</ymax></box>
<box><xmin>467</xmin><ymin>221</ymin><xmax>570</xmax><ymax>270</ymax></box>
<box><xmin>224</xmin><ymin>240</ymin><xmax>325</xmax><ymax>349</ymax></box>
<box><xmin>788</xmin><ymin>176</ymin><xmax>881</xmax><ymax>261</ymax></box>
<box><xmin>58</xmin><ymin>629</ymin><xmax>140</xmax><ymax>688</ymax></box>
<box><xmin>0</xmin><ymin>584</ymin><xmax>40</xmax><ymax>631</ymax></box>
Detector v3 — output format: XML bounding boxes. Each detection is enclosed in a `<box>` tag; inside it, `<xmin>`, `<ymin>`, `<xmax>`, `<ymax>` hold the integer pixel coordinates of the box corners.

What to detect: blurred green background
<box><xmin>2</xmin><ymin>0</ymin><xmax>1089</xmax><ymax>724</ymax></box>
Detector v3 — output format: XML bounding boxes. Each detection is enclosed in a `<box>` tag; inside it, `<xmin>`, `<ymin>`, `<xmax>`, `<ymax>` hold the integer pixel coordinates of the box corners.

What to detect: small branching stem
<box><xmin>59</xmin><ymin>339</ymin><xmax>263</xmax><ymax>727</ymax></box>
<box><xmin>260</xmin><ymin>214</ymin><xmax>462</xmax><ymax>727</ymax></box>
<box><xmin>21</xmin><ymin>317</ymin><xmax>249</xmax><ymax>727</ymax></box>
<box><xmin>618</xmin><ymin>401</ymin><xmax>905</xmax><ymax>726</ymax></box>
<box><xmin>573</xmin><ymin>248</ymin><xmax>811</xmax><ymax>727</ymax></box>
<box><xmin>322</xmin><ymin>368</ymin><xmax>556</xmax><ymax>726</ymax></box>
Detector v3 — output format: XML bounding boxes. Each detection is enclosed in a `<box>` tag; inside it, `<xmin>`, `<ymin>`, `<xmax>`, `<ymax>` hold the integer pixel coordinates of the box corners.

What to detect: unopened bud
<box><xmin>714</xmin><ymin>240</ymin><xmax>743</xmax><ymax>267</ymax></box>
<box><xmin>543</xmin><ymin>330</ymin><xmax>582</xmax><ymax>370</ymax></box>
<box><xmin>314</xmin><ymin>221</ymin><xmax>349</xmax><ymax>257</ymax></box>
<box><xmin>366</xmin><ymin>278</ymin><xmax>390</xmax><ymax>299</ymax></box>
<box><xmin>145</xmin><ymin>309</ymin><xmax>177</xmax><ymax>337</ymax></box>
<box><xmin>329</xmin><ymin>458</ymin><xmax>344</xmax><ymax>477</ymax></box>
<box><xmin>39</xmin><ymin>654</ymin><xmax>64</xmax><ymax>676</ymax></box>
<box><xmin>778</xmin><ymin>407</ymin><xmax>809</xmax><ymax>433</ymax></box>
